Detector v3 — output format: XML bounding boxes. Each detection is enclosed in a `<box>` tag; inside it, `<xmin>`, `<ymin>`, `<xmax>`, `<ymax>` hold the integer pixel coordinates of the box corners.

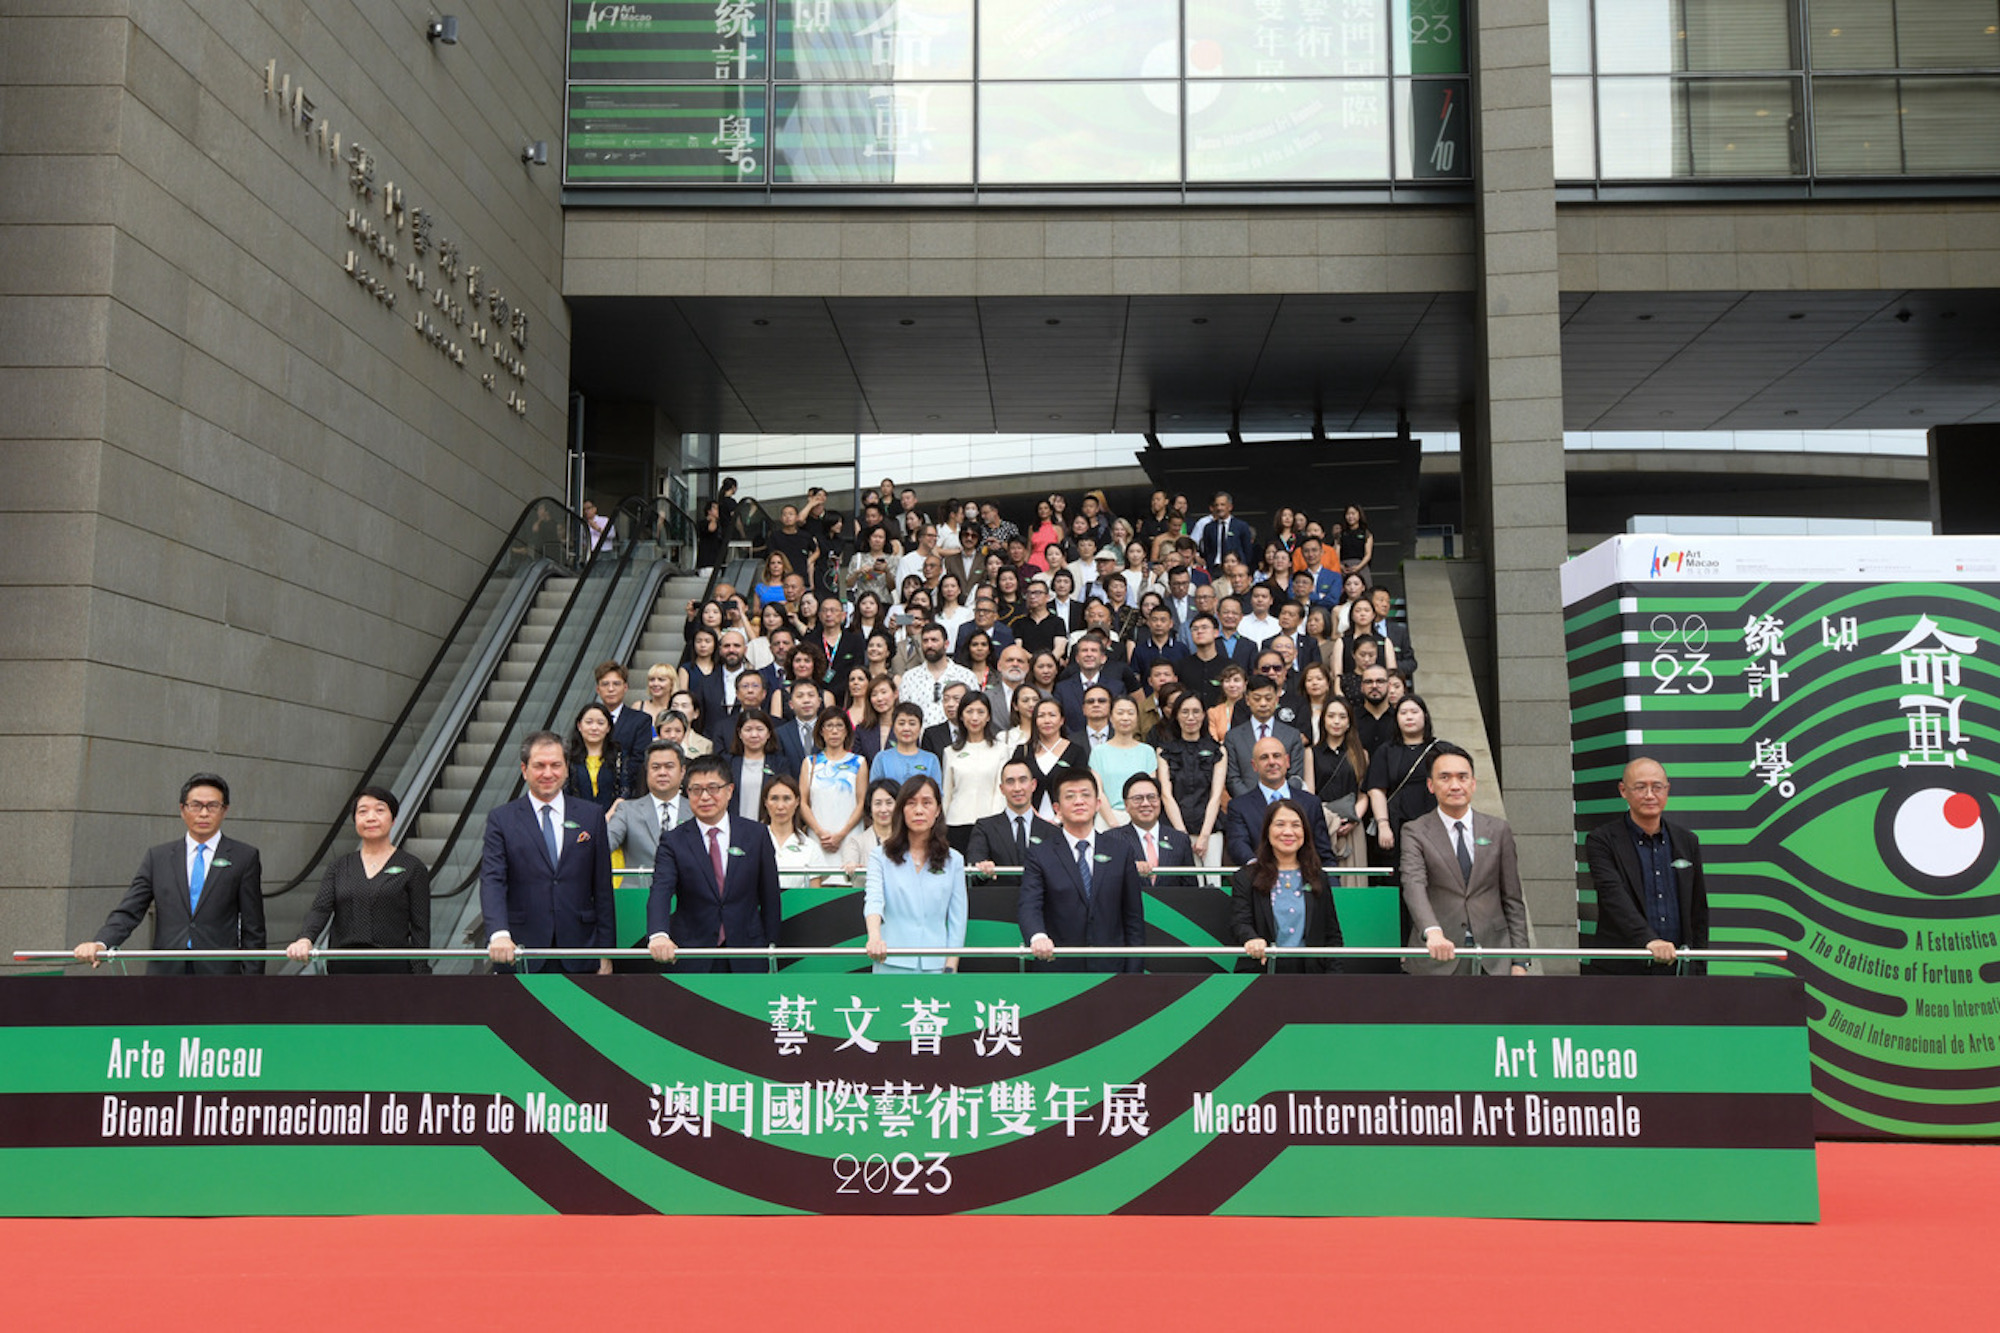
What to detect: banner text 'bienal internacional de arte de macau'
<box><xmin>0</xmin><ymin>974</ymin><xmax>1814</xmax><ymax>1219</ymax></box>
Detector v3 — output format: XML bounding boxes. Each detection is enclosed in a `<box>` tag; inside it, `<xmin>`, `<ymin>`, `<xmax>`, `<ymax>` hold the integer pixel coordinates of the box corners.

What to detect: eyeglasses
<box><xmin>1259</xmin><ymin>664</ymin><xmax>1286</xmax><ymax>675</ymax></box>
<box><xmin>1624</xmin><ymin>782</ymin><xmax>1670</xmax><ymax>794</ymax></box>
<box><xmin>183</xmin><ymin>800</ymin><xmax>225</xmax><ymax>814</ymax></box>
<box><xmin>685</xmin><ymin>783</ymin><xmax>729</xmax><ymax>798</ymax></box>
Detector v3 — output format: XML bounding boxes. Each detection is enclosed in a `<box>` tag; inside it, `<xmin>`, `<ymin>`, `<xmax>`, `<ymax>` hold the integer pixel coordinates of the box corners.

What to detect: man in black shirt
<box><xmin>1353</xmin><ymin>664</ymin><xmax>1397</xmax><ymax>756</ymax></box>
<box><xmin>1013</xmin><ymin>578</ymin><xmax>1070</xmax><ymax>658</ymax></box>
<box><xmin>766</xmin><ymin>504</ymin><xmax>820</xmax><ymax>592</ymax></box>
<box><xmin>1174</xmin><ymin>612</ymin><xmax>1229</xmax><ymax>707</ymax></box>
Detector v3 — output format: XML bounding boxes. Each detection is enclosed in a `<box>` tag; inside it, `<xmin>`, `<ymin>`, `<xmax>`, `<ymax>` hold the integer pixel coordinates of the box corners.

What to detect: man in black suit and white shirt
<box><xmin>75</xmin><ymin>772</ymin><xmax>265</xmax><ymax>975</ymax></box>
<box><xmin>483</xmin><ymin>732</ymin><xmax>617</xmax><ymax>974</ymax></box>
<box><xmin>594</xmin><ymin>660</ymin><xmax>653</xmax><ymax>795</ymax></box>
<box><xmin>1109</xmin><ymin>773</ymin><xmax>1193</xmax><ymax>870</ymax></box>
<box><xmin>776</xmin><ymin>679</ymin><xmax>825</xmax><ymax>769</ymax></box>
<box><xmin>1018</xmin><ymin>768</ymin><xmax>1148</xmax><ymax>973</ymax></box>
<box><xmin>968</xmin><ymin>758</ymin><xmax>1056</xmax><ymax>877</ymax></box>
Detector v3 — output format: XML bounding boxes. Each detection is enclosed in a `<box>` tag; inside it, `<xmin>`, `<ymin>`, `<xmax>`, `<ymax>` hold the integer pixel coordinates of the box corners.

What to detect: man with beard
<box><xmin>899</xmin><ymin>622</ymin><xmax>978</xmax><ymax>728</ymax></box>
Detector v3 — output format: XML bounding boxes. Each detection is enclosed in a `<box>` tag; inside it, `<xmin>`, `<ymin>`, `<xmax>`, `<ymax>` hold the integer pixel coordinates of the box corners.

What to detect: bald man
<box><xmin>1583</xmin><ymin>757</ymin><xmax>1709</xmax><ymax>975</ymax></box>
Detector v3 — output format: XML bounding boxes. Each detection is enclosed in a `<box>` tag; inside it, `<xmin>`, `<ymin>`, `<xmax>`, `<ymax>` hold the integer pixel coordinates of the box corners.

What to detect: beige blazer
<box><xmin>1399</xmin><ymin>809</ymin><xmax>1529</xmax><ymax>976</ymax></box>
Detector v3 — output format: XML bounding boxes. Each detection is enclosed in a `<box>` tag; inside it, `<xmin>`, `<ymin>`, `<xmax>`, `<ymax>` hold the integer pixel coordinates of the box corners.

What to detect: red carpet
<box><xmin>2</xmin><ymin>1142</ymin><xmax>1985</xmax><ymax>1330</ymax></box>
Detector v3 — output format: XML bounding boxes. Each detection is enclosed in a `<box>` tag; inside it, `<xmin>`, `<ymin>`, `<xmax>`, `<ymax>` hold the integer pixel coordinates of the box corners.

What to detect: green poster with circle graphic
<box><xmin>1564</xmin><ymin>536</ymin><xmax>2000</xmax><ymax>1139</ymax></box>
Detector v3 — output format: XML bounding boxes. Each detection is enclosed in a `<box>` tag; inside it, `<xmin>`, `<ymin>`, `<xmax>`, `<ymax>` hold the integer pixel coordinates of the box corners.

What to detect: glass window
<box><xmin>772</xmin><ymin>83</ymin><xmax>973</xmax><ymax>182</ymax></box>
<box><xmin>1596</xmin><ymin>0</ymin><xmax>1679</xmax><ymax>73</ymax></box>
<box><xmin>1902</xmin><ymin>75</ymin><xmax>2000</xmax><ymax>170</ymax></box>
<box><xmin>1185</xmin><ymin>0</ymin><xmax>1387</xmax><ymax>79</ymax></box>
<box><xmin>1188</xmin><ymin>80</ymin><xmax>1391</xmax><ymax>181</ymax></box>
<box><xmin>1551</xmin><ymin>76</ymin><xmax>1598</xmax><ymax>177</ymax></box>
<box><xmin>771</xmin><ymin>0</ymin><xmax>974</xmax><ymax>81</ymax></box>
<box><xmin>1809</xmin><ymin>0</ymin><xmax>1897</xmax><ymax>69</ymax></box>
<box><xmin>1393</xmin><ymin>0</ymin><xmax>1467</xmax><ymax>75</ymax></box>
<box><xmin>978</xmin><ymin>0</ymin><xmax>1179</xmax><ymax>79</ymax></box>
<box><xmin>1810</xmin><ymin>76</ymin><xmax>1901</xmax><ymax>172</ymax></box>
<box><xmin>1677</xmin><ymin>0</ymin><xmax>1797</xmax><ymax>71</ymax></box>
<box><xmin>977</xmin><ymin>82</ymin><xmax>1180</xmax><ymax>182</ymax></box>
<box><xmin>1549</xmin><ymin>0</ymin><xmax>1594</xmax><ymax>74</ymax></box>
<box><xmin>1677</xmin><ymin>77</ymin><xmax>1801</xmax><ymax>174</ymax></box>
<box><xmin>567</xmin><ymin>0</ymin><xmax>772</xmax><ymax>82</ymax></box>
<box><xmin>1895</xmin><ymin>0</ymin><xmax>2000</xmax><ymax>69</ymax></box>
<box><xmin>1597</xmin><ymin>76</ymin><xmax>1801</xmax><ymax>175</ymax></box>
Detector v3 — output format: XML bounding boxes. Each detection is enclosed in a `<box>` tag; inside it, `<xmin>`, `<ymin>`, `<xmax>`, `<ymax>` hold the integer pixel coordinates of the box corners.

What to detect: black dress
<box><xmin>298</xmin><ymin>848</ymin><xmax>432</xmax><ymax>974</ymax></box>
<box><xmin>1158</xmin><ymin>734</ymin><xmax>1223</xmax><ymax>838</ymax></box>
<box><xmin>1364</xmin><ymin>740</ymin><xmax>1441</xmax><ymax>863</ymax></box>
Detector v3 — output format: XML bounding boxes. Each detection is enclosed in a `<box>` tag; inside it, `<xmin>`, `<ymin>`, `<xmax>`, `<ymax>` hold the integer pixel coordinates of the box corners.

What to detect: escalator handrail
<box><xmin>384</xmin><ymin>558</ymin><xmax>558</xmax><ymax>848</ymax></box>
<box><xmin>426</xmin><ymin>496</ymin><xmax>653</xmax><ymax>901</ymax></box>
<box><xmin>267</xmin><ymin>495</ymin><xmax>579</xmax><ymax>898</ymax></box>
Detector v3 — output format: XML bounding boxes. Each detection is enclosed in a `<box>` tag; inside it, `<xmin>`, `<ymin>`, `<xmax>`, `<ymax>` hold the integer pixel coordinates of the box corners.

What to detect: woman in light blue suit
<box><xmin>863</xmin><ymin>775</ymin><xmax>967</xmax><ymax>975</ymax></box>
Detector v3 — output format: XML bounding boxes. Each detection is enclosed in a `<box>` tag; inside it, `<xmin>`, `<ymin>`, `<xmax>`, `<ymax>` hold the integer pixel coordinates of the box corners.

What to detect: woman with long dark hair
<box><xmin>563</xmin><ymin>702</ymin><xmax>626</xmax><ymax>808</ymax></box>
<box><xmin>1231</xmin><ymin>799</ymin><xmax>1344</xmax><ymax>974</ymax></box>
<box><xmin>1312</xmin><ymin>697</ymin><xmax>1369</xmax><ymax>870</ymax></box>
<box><xmin>1158</xmin><ymin>690</ymin><xmax>1226</xmax><ymax>866</ymax></box>
<box><xmin>1366</xmin><ymin>694</ymin><xmax>1441</xmax><ymax>872</ymax></box>
<box><xmin>863</xmin><ymin>775</ymin><xmax>967</xmax><ymax>974</ymax></box>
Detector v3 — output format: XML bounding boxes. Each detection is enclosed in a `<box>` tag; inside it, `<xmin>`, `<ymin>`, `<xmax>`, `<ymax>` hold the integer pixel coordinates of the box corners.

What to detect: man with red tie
<box><xmin>646</xmin><ymin>753</ymin><xmax>783</xmax><ymax>972</ymax></box>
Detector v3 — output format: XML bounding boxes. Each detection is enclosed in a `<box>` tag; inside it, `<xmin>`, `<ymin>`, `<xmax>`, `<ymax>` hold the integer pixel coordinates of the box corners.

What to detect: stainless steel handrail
<box><xmin>14</xmin><ymin>946</ymin><xmax>1790</xmax><ymax>963</ymax></box>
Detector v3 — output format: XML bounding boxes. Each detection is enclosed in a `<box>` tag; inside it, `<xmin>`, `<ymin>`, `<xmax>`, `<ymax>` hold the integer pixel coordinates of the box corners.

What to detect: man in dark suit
<box><xmin>1583</xmin><ymin>757</ymin><xmax>1708</xmax><ymax>975</ymax></box>
<box><xmin>646</xmin><ymin>753</ymin><xmax>784</xmax><ymax>972</ymax></box>
<box><xmin>1019</xmin><ymin>767</ymin><xmax>1148</xmax><ymax>973</ymax></box>
<box><xmin>809</xmin><ymin>595</ymin><xmax>866</xmax><ymax>690</ymax></box>
<box><xmin>968</xmin><ymin>758</ymin><xmax>1055</xmax><ymax>876</ymax></box>
<box><xmin>482</xmin><ymin>730</ymin><xmax>617</xmax><ymax>974</ymax></box>
<box><xmin>594</xmin><ymin>661</ymin><xmax>654</xmax><ymax>795</ymax></box>
<box><xmin>1223</xmin><ymin>737</ymin><xmax>1335</xmax><ymax>866</ymax></box>
<box><xmin>1053</xmin><ymin>633</ymin><xmax>1127</xmax><ymax>732</ymax></box>
<box><xmin>1401</xmin><ymin>744</ymin><xmax>1530</xmax><ymax>977</ymax></box>
<box><xmin>1191</xmin><ymin>491</ymin><xmax>1256</xmax><ymax>571</ymax></box>
<box><xmin>1369</xmin><ymin>588</ymin><xmax>1419</xmax><ymax>678</ymax></box>
<box><xmin>776</xmin><ymin>679</ymin><xmax>824</xmax><ymax>769</ymax></box>
<box><xmin>1109</xmin><ymin>774</ymin><xmax>1193</xmax><ymax>870</ymax></box>
<box><xmin>921</xmin><ymin>681</ymin><xmax>968</xmax><ymax>759</ymax></box>
<box><xmin>75</xmin><ymin>772</ymin><xmax>265</xmax><ymax>975</ymax></box>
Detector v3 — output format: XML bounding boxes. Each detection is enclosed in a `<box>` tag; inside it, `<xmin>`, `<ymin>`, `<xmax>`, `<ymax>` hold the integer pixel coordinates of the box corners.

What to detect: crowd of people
<box><xmin>70</xmin><ymin>480</ymin><xmax>1710</xmax><ymax>979</ymax></box>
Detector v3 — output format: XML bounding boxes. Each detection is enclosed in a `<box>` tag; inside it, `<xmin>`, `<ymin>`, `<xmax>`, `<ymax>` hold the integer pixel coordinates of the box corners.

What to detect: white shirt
<box><xmin>1239</xmin><ymin>613</ymin><xmax>1281</xmax><ymax>646</ymax></box>
<box><xmin>185</xmin><ymin>832</ymin><xmax>220</xmax><ymax>888</ymax></box>
<box><xmin>1435</xmin><ymin>808</ymin><xmax>1476</xmax><ymax>856</ymax></box>
<box><xmin>896</xmin><ymin>548</ymin><xmax>932</xmax><ymax>583</ymax></box>
<box><xmin>721</xmin><ymin>665</ymin><xmax>744</xmax><ymax>705</ymax></box>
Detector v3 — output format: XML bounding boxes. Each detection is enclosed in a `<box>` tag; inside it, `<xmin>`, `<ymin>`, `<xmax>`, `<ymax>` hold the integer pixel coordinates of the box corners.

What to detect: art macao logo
<box><xmin>584</xmin><ymin>3</ymin><xmax>656</xmax><ymax>32</ymax></box>
<box><xmin>1649</xmin><ymin>546</ymin><xmax>1723</xmax><ymax>578</ymax></box>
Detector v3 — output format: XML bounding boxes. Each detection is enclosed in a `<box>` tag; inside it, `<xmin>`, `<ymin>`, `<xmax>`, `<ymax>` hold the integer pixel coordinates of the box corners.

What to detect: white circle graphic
<box><xmin>1891</xmin><ymin>787</ymin><xmax>1984</xmax><ymax>879</ymax></box>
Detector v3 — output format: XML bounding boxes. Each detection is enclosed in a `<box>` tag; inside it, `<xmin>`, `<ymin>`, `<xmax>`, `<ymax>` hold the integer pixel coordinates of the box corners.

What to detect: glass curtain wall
<box><xmin>1552</xmin><ymin>0</ymin><xmax>2000</xmax><ymax>179</ymax></box>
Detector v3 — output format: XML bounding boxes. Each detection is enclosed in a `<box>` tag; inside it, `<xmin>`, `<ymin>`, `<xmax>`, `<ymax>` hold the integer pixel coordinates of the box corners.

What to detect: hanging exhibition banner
<box><xmin>1564</xmin><ymin>535</ymin><xmax>2000</xmax><ymax>1138</ymax></box>
<box><xmin>0</xmin><ymin>975</ymin><xmax>1814</xmax><ymax>1219</ymax></box>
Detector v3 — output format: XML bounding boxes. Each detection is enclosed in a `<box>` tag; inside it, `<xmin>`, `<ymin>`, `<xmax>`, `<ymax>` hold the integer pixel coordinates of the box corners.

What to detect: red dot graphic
<box><xmin>1943</xmin><ymin>791</ymin><xmax>1980</xmax><ymax>829</ymax></box>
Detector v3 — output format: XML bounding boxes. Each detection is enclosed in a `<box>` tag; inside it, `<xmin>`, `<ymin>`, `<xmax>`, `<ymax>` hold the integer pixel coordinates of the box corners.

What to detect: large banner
<box><xmin>0</xmin><ymin>976</ymin><xmax>1814</xmax><ymax>1219</ymax></box>
<box><xmin>1564</xmin><ymin>536</ymin><xmax>2000</xmax><ymax>1139</ymax></box>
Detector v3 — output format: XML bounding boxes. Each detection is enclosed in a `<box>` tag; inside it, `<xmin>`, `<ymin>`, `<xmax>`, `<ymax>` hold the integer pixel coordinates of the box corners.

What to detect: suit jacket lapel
<box><xmin>1611</xmin><ymin>822</ymin><xmax>1644</xmax><ymax>915</ymax></box>
<box><xmin>172</xmin><ymin>841</ymin><xmax>194</xmax><ymax>916</ymax></box>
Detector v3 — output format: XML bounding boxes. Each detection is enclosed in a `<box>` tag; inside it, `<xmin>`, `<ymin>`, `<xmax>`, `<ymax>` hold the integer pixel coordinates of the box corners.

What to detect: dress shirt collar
<box><xmin>1436</xmin><ymin>808</ymin><xmax>1474</xmax><ymax>843</ymax></box>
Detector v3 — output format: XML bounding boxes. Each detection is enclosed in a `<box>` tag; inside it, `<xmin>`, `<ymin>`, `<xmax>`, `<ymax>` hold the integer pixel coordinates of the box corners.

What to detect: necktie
<box><xmin>1075</xmin><ymin>839</ymin><xmax>1093</xmax><ymax>902</ymax></box>
<box><xmin>540</xmin><ymin>804</ymin><xmax>559</xmax><ymax>866</ymax></box>
<box><xmin>1258</xmin><ymin>721</ymin><xmax>1269</xmax><ymax>740</ymax></box>
<box><xmin>188</xmin><ymin>843</ymin><xmax>207</xmax><ymax>924</ymax></box>
<box><xmin>1145</xmin><ymin>829</ymin><xmax>1157</xmax><ymax>864</ymax></box>
<box><xmin>1455</xmin><ymin>821</ymin><xmax>1474</xmax><ymax>880</ymax></box>
<box><xmin>659</xmin><ymin>799</ymin><xmax>672</xmax><ymax>841</ymax></box>
<box><xmin>1014</xmin><ymin>815</ymin><xmax>1027</xmax><ymax>864</ymax></box>
<box><xmin>709</xmin><ymin>825</ymin><xmax>728</xmax><ymax>944</ymax></box>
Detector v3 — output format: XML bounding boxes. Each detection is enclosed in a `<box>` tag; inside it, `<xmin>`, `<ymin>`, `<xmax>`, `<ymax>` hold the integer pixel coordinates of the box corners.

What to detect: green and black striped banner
<box><xmin>1564</xmin><ymin>536</ymin><xmax>2000</xmax><ymax>1139</ymax></box>
<box><xmin>0</xmin><ymin>975</ymin><xmax>1814</xmax><ymax>1219</ymax></box>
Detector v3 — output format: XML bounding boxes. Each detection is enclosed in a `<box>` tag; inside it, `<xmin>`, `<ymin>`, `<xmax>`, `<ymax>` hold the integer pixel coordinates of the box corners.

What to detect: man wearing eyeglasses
<box><xmin>74</xmin><ymin>773</ymin><xmax>266</xmax><ymax>975</ymax></box>
<box><xmin>1224</xmin><ymin>675</ymin><xmax>1305</xmax><ymax>799</ymax></box>
<box><xmin>646</xmin><ymin>753</ymin><xmax>783</xmax><ymax>972</ymax></box>
<box><xmin>1583</xmin><ymin>757</ymin><xmax>1710</xmax><ymax>976</ymax></box>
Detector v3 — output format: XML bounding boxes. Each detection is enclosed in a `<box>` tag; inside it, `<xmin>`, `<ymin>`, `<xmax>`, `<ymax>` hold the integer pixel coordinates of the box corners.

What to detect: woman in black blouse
<box><xmin>1157</xmin><ymin>690</ymin><xmax>1226</xmax><ymax>866</ymax></box>
<box><xmin>1311</xmin><ymin>697</ymin><xmax>1369</xmax><ymax>870</ymax></box>
<box><xmin>286</xmin><ymin>786</ymin><xmax>431</xmax><ymax>973</ymax></box>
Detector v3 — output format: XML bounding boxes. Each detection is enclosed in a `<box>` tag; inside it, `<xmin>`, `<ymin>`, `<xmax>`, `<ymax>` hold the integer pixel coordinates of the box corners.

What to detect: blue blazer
<box><xmin>647</xmin><ymin>813</ymin><xmax>784</xmax><ymax>954</ymax></box>
<box><xmin>1221</xmin><ymin>787</ymin><xmax>1335</xmax><ymax>868</ymax></box>
<box><xmin>1017</xmin><ymin>827</ymin><xmax>1148</xmax><ymax>973</ymax></box>
<box><xmin>478</xmin><ymin>796</ymin><xmax>616</xmax><ymax>972</ymax></box>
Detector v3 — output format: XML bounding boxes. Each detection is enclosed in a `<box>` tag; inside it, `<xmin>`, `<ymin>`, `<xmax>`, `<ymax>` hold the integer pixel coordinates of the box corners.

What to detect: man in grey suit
<box><xmin>1400</xmin><ymin>743</ymin><xmax>1530</xmax><ymax>976</ymax></box>
<box><xmin>606</xmin><ymin>740</ymin><xmax>692</xmax><ymax>873</ymax></box>
<box><xmin>1223</xmin><ymin>675</ymin><xmax>1305</xmax><ymax>798</ymax></box>
<box><xmin>74</xmin><ymin>772</ymin><xmax>266</xmax><ymax>975</ymax></box>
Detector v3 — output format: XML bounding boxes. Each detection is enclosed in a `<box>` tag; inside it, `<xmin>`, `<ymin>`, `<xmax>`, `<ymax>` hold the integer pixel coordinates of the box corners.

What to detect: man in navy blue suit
<box><xmin>482</xmin><ymin>730</ymin><xmax>616</xmax><ymax>973</ymax></box>
<box><xmin>1018</xmin><ymin>767</ymin><xmax>1148</xmax><ymax>974</ymax></box>
<box><xmin>1222</xmin><ymin>735</ymin><xmax>1334</xmax><ymax>867</ymax></box>
<box><xmin>1190</xmin><ymin>491</ymin><xmax>1256</xmax><ymax>571</ymax></box>
<box><xmin>1052</xmin><ymin>633</ymin><xmax>1128</xmax><ymax>733</ymax></box>
<box><xmin>646</xmin><ymin>753</ymin><xmax>783</xmax><ymax>972</ymax></box>
<box><xmin>1108</xmin><ymin>773</ymin><xmax>1194</xmax><ymax>870</ymax></box>
<box><xmin>594</xmin><ymin>661</ymin><xmax>654</xmax><ymax>795</ymax></box>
